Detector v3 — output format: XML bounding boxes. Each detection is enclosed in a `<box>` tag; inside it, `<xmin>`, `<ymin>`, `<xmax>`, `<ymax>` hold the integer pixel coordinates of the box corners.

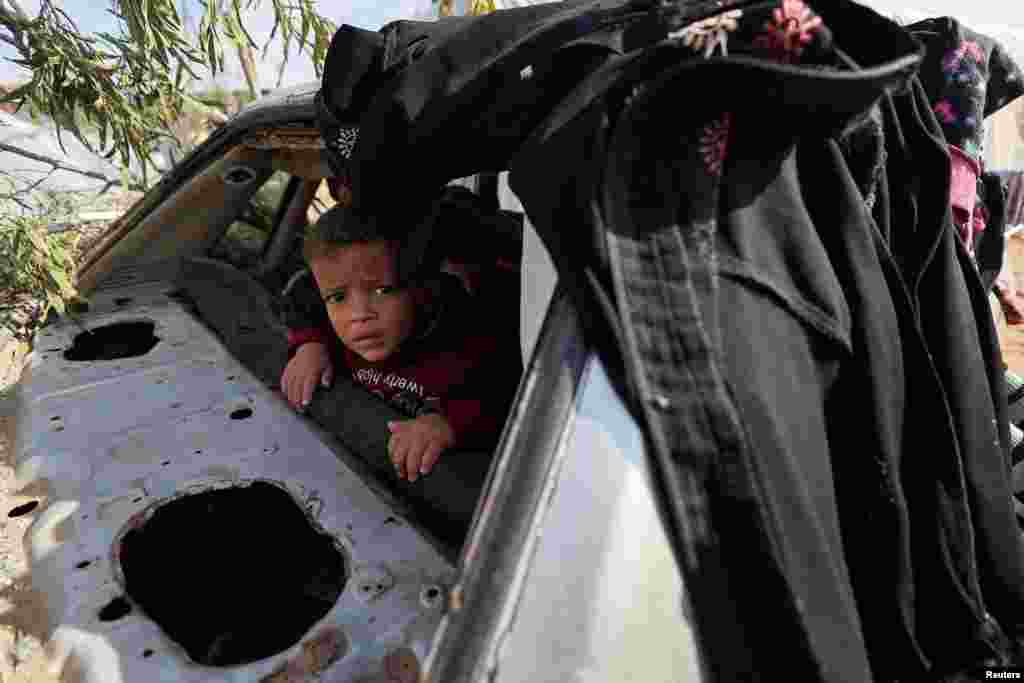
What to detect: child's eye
<box><xmin>373</xmin><ymin>286</ymin><xmax>397</xmax><ymax>297</ymax></box>
<box><xmin>325</xmin><ymin>291</ymin><xmax>346</xmax><ymax>304</ymax></box>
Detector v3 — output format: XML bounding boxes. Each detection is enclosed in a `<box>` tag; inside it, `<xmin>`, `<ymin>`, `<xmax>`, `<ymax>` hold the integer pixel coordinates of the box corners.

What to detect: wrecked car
<box><xmin>7</xmin><ymin>80</ymin><xmax>698</xmax><ymax>682</ymax></box>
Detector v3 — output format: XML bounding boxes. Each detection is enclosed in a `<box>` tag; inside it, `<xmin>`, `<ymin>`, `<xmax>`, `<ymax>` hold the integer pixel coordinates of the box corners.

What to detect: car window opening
<box><xmin>118</xmin><ymin>481</ymin><xmax>347</xmax><ymax>667</ymax></box>
<box><xmin>161</xmin><ymin>158</ymin><xmax>526</xmax><ymax>553</ymax></box>
<box><xmin>63</xmin><ymin>320</ymin><xmax>160</xmax><ymax>362</ymax></box>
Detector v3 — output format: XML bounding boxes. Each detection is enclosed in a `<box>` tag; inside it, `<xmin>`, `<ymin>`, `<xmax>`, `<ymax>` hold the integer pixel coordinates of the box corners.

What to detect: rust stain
<box><xmin>260</xmin><ymin>627</ymin><xmax>349</xmax><ymax>682</ymax></box>
<box><xmin>52</xmin><ymin>514</ymin><xmax>76</xmax><ymax>543</ymax></box>
<box><xmin>383</xmin><ymin>647</ymin><xmax>421</xmax><ymax>683</ymax></box>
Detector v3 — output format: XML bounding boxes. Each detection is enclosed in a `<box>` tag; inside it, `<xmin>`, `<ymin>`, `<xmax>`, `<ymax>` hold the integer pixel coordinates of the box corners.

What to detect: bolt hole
<box><xmin>98</xmin><ymin>596</ymin><xmax>132</xmax><ymax>622</ymax></box>
<box><xmin>194</xmin><ymin>450</ymin><xmax>202</xmax><ymax>455</ymax></box>
<box><xmin>64</xmin><ymin>321</ymin><xmax>160</xmax><ymax>362</ymax></box>
<box><xmin>425</xmin><ymin>587</ymin><xmax>440</xmax><ymax>600</ymax></box>
<box><xmin>76</xmin><ymin>560</ymin><xmax>92</xmax><ymax>569</ymax></box>
<box><xmin>142</xmin><ymin>649</ymin><xmax>154</xmax><ymax>658</ymax></box>
<box><xmin>230</xmin><ymin>408</ymin><xmax>253</xmax><ymax>420</ymax></box>
<box><xmin>223</xmin><ymin>167</ymin><xmax>256</xmax><ymax>185</ymax></box>
<box><xmin>8</xmin><ymin>501</ymin><xmax>39</xmax><ymax>517</ymax></box>
<box><xmin>161</xmin><ymin>461</ymin><xmax>171</xmax><ymax>467</ymax></box>
<box><xmin>50</xmin><ymin>416</ymin><xmax>61</xmax><ymax>421</ymax></box>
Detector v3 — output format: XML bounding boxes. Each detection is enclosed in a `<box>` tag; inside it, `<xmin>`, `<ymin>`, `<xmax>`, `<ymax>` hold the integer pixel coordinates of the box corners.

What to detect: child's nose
<box><xmin>347</xmin><ymin>293</ymin><xmax>375</xmax><ymax>320</ymax></box>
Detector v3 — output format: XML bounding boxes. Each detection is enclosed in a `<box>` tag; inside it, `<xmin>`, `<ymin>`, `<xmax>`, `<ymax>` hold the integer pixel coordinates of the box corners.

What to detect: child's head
<box><xmin>304</xmin><ymin>205</ymin><xmax>429</xmax><ymax>363</ymax></box>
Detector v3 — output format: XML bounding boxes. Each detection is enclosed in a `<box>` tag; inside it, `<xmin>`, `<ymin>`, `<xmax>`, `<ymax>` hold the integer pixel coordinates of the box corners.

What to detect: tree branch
<box><xmin>0</xmin><ymin>143</ymin><xmax>122</xmax><ymax>187</ymax></box>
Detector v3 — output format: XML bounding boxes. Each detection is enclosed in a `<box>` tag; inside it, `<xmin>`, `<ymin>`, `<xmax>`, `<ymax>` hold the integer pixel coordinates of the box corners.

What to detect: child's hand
<box><xmin>387</xmin><ymin>414</ymin><xmax>455</xmax><ymax>482</ymax></box>
<box><xmin>281</xmin><ymin>342</ymin><xmax>334</xmax><ymax>410</ymax></box>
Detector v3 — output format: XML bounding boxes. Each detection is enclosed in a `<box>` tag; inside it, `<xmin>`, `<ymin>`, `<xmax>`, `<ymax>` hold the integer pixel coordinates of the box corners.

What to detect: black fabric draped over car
<box><xmin>317</xmin><ymin>0</ymin><xmax>1024</xmax><ymax>679</ymax></box>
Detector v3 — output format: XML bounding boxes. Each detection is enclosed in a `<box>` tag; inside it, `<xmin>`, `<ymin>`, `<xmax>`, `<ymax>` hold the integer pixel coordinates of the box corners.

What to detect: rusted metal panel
<box><xmin>14</xmin><ymin>282</ymin><xmax>454</xmax><ymax>682</ymax></box>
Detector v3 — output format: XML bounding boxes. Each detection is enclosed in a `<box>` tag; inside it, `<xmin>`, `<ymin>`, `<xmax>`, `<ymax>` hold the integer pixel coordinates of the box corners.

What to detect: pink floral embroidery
<box><xmin>934</xmin><ymin>100</ymin><xmax>957</xmax><ymax>124</ymax></box>
<box><xmin>700</xmin><ymin>113</ymin><xmax>732</xmax><ymax>177</ymax></box>
<box><xmin>943</xmin><ymin>40</ymin><xmax>985</xmax><ymax>71</ymax></box>
<box><xmin>753</xmin><ymin>0</ymin><xmax>823</xmax><ymax>64</ymax></box>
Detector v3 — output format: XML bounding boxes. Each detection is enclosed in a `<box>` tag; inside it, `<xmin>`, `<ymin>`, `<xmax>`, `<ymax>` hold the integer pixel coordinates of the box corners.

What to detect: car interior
<box><xmin>76</xmin><ymin>127</ymin><xmax>528</xmax><ymax>560</ymax></box>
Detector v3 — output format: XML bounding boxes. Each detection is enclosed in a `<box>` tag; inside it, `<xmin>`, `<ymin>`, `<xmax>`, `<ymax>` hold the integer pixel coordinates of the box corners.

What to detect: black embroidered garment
<box><xmin>909</xmin><ymin>17</ymin><xmax>1024</xmax><ymax>164</ymax></box>
<box><xmin>908</xmin><ymin>18</ymin><xmax>1024</xmax><ymax>256</ymax></box>
<box><xmin>333</xmin><ymin>0</ymin><xmax>1024</xmax><ymax>679</ymax></box>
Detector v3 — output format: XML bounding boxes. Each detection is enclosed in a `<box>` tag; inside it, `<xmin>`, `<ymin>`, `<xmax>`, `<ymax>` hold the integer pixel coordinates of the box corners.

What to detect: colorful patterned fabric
<box><xmin>909</xmin><ymin>17</ymin><xmax>1024</xmax><ymax>164</ymax></box>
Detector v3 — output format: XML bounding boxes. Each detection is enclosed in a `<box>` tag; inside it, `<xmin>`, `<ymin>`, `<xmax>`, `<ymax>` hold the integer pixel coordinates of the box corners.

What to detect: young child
<box><xmin>280</xmin><ymin>202</ymin><xmax>519</xmax><ymax>483</ymax></box>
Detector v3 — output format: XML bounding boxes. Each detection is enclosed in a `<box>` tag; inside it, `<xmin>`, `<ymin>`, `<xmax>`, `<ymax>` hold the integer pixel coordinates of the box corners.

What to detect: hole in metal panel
<box><xmin>230</xmin><ymin>408</ymin><xmax>253</xmax><ymax>420</ymax></box>
<box><xmin>50</xmin><ymin>416</ymin><xmax>61</xmax><ymax>421</ymax></box>
<box><xmin>142</xmin><ymin>649</ymin><xmax>154</xmax><ymax>658</ymax></box>
<box><xmin>63</xmin><ymin>321</ymin><xmax>160</xmax><ymax>362</ymax></box>
<box><xmin>98</xmin><ymin>597</ymin><xmax>132</xmax><ymax>622</ymax></box>
<box><xmin>8</xmin><ymin>501</ymin><xmax>39</xmax><ymax>517</ymax></box>
<box><xmin>118</xmin><ymin>481</ymin><xmax>347</xmax><ymax>667</ymax></box>
<box><xmin>222</xmin><ymin>167</ymin><xmax>257</xmax><ymax>186</ymax></box>
<box><xmin>76</xmin><ymin>560</ymin><xmax>92</xmax><ymax>569</ymax></box>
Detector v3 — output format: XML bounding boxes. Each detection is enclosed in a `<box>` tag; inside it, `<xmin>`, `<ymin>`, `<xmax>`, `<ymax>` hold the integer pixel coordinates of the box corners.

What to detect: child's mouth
<box><xmin>351</xmin><ymin>333</ymin><xmax>382</xmax><ymax>346</ymax></box>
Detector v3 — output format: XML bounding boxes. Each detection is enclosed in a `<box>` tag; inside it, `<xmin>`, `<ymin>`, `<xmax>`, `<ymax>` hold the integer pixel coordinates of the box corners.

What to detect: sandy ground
<box><xmin>998</xmin><ymin>234</ymin><xmax>1024</xmax><ymax>374</ymax></box>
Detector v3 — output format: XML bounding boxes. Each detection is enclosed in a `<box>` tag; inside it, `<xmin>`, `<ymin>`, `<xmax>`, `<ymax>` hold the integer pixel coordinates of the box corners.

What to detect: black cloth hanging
<box><xmin>330</xmin><ymin>0</ymin><xmax>1024</xmax><ymax>678</ymax></box>
<box><xmin>506</xmin><ymin>0</ymin><xmax>939</xmax><ymax>679</ymax></box>
<box><xmin>875</xmin><ymin>22</ymin><xmax>1024</xmax><ymax>653</ymax></box>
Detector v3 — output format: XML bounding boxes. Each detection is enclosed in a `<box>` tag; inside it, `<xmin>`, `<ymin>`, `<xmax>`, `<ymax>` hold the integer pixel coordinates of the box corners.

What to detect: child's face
<box><xmin>310</xmin><ymin>241</ymin><xmax>418</xmax><ymax>363</ymax></box>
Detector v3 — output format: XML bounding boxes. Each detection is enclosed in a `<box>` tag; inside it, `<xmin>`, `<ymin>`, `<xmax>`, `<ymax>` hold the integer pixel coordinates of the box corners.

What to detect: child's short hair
<box><xmin>302</xmin><ymin>204</ymin><xmax>394</xmax><ymax>264</ymax></box>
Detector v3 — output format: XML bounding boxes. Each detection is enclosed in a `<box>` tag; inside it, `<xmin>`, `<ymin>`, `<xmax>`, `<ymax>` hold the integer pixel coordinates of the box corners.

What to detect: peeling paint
<box><xmin>17</xmin><ymin>283</ymin><xmax>454</xmax><ymax>683</ymax></box>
